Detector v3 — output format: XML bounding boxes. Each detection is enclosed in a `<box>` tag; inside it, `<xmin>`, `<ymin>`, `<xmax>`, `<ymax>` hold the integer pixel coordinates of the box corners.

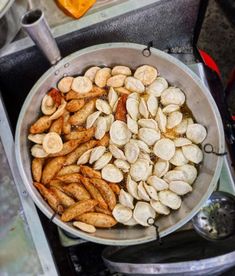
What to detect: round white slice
<box><xmin>138</xmin><ymin>181</ymin><xmax>150</xmax><ymax>201</ymax></box>
<box><xmin>147</xmin><ymin>95</ymin><xmax>158</xmax><ymax>116</ymax></box>
<box><xmin>28</xmin><ymin>134</ymin><xmax>46</xmax><ymax>144</ymax></box>
<box><xmin>102</xmin><ymin>164</ymin><xmax>123</xmax><ymax>183</ymax></box>
<box><xmin>71</xmin><ymin>76</ymin><xmax>93</xmax><ymax>94</ymax></box>
<box><xmin>41</xmin><ymin>95</ymin><xmax>56</xmax><ymax>115</ymax></box>
<box><xmin>49</xmin><ymin>100</ymin><xmax>66</xmax><ymax>120</ymax></box>
<box><xmin>126</xmin><ymin>98</ymin><xmax>139</xmax><ymax>120</ymax></box>
<box><xmin>174</xmin><ymin>164</ymin><xmax>197</xmax><ymax>185</ymax></box>
<box><xmin>109</xmin><ymin>144</ymin><xmax>126</xmax><ymax>160</ymax></box>
<box><xmin>77</xmin><ymin>149</ymin><xmax>93</xmax><ymax>165</ymax></box>
<box><xmin>144</xmin><ymin>183</ymin><xmax>158</xmax><ymax>200</ymax></box>
<box><xmin>170</xmin><ymin>148</ymin><xmax>188</xmax><ymax>166</ymax></box>
<box><xmin>127</xmin><ymin>115</ymin><xmax>138</xmax><ymax>134</ymax></box>
<box><xmin>182</xmin><ymin>144</ymin><xmax>203</xmax><ymax>164</ymax></box>
<box><xmin>133</xmin><ymin>139</ymin><xmax>150</xmax><ymax>153</ymax></box>
<box><xmin>123</xmin><ymin>217</ymin><xmax>138</xmax><ymax>226</ymax></box>
<box><xmin>153</xmin><ymin>159</ymin><xmax>169</xmax><ymax>178</ymax></box>
<box><xmin>58</xmin><ymin>76</ymin><xmax>74</xmax><ymax>93</ymax></box>
<box><xmin>167</xmin><ymin>111</ymin><xmax>183</xmax><ymax>129</ymax></box>
<box><xmin>134</xmin><ymin>65</ymin><xmax>158</xmax><ymax>86</ymax></box>
<box><xmin>126</xmin><ymin>175</ymin><xmax>141</xmax><ymax>200</ymax></box>
<box><xmin>95</xmin><ymin>117</ymin><xmax>107</xmax><ymax>140</ymax></box>
<box><xmin>146</xmin><ymin>77</ymin><xmax>168</xmax><ymax>97</ymax></box>
<box><xmin>108</xmin><ymin>87</ymin><xmax>118</xmax><ymax>109</ymax></box>
<box><xmin>174</xmin><ymin>118</ymin><xmax>188</xmax><ymax>135</ymax></box>
<box><xmin>125</xmin><ymin>77</ymin><xmax>145</xmax><ymax>93</ymax></box>
<box><xmin>86</xmin><ymin>111</ymin><xmax>101</xmax><ymax>129</ymax></box>
<box><xmin>147</xmin><ymin>175</ymin><xmax>169</xmax><ymax>191</ymax></box>
<box><xmin>169</xmin><ymin>181</ymin><xmax>192</xmax><ymax>195</ymax></box>
<box><xmin>125</xmin><ymin>142</ymin><xmax>140</xmax><ymax>164</ymax></box>
<box><xmin>84</xmin><ymin>66</ymin><xmax>100</xmax><ymax>82</ymax></box>
<box><xmin>73</xmin><ymin>221</ymin><xmax>96</xmax><ymax>233</ymax></box>
<box><xmin>161</xmin><ymin>87</ymin><xmax>185</xmax><ymax>106</ymax></box>
<box><xmin>93</xmin><ymin>152</ymin><xmax>112</xmax><ymax>170</ymax></box>
<box><xmin>114</xmin><ymin>159</ymin><xmax>130</xmax><ymax>173</ymax></box>
<box><xmin>96</xmin><ymin>99</ymin><xmax>112</xmax><ymax>115</ymax></box>
<box><xmin>119</xmin><ymin>189</ymin><xmax>134</xmax><ymax>209</ymax></box>
<box><xmin>153</xmin><ymin>138</ymin><xmax>175</xmax><ymax>160</ymax></box>
<box><xmin>158</xmin><ymin>190</ymin><xmax>182</xmax><ymax>210</ymax></box>
<box><xmin>128</xmin><ymin>92</ymin><xmax>140</xmax><ymax>100</ymax></box>
<box><xmin>138</xmin><ymin>119</ymin><xmax>158</xmax><ymax>130</ymax></box>
<box><xmin>112</xmin><ymin>204</ymin><xmax>132</xmax><ymax>223</ymax></box>
<box><xmin>162</xmin><ymin>104</ymin><xmax>180</xmax><ymax>114</ymax></box>
<box><xmin>89</xmin><ymin>146</ymin><xmax>106</xmax><ymax>164</ymax></box>
<box><xmin>110</xmin><ymin>120</ymin><xmax>131</xmax><ymax>146</ymax></box>
<box><xmin>94</xmin><ymin>67</ymin><xmax>111</xmax><ymax>88</ymax></box>
<box><xmin>133</xmin><ymin>202</ymin><xmax>156</xmax><ymax>226</ymax></box>
<box><xmin>139</xmin><ymin>98</ymin><xmax>149</xmax><ymax>119</ymax></box>
<box><xmin>139</xmin><ymin>152</ymin><xmax>153</xmax><ymax>164</ymax></box>
<box><xmin>174</xmin><ymin>138</ymin><xmax>192</xmax><ymax>147</ymax></box>
<box><xmin>186</xmin><ymin>123</ymin><xmax>207</xmax><ymax>144</ymax></box>
<box><xmin>138</xmin><ymin>128</ymin><xmax>160</xmax><ymax>146</ymax></box>
<box><xmin>112</xmin><ymin>66</ymin><xmax>132</xmax><ymax>76</ymax></box>
<box><xmin>163</xmin><ymin>170</ymin><xmax>188</xmax><ymax>183</ymax></box>
<box><xmin>150</xmin><ymin>200</ymin><xmax>170</xmax><ymax>215</ymax></box>
<box><xmin>31</xmin><ymin>144</ymin><xmax>49</xmax><ymax>158</ymax></box>
<box><xmin>104</xmin><ymin>114</ymin><xmax>114</xmax><ymax>132</ymax></box>
<box><xmin>156</xmin><ymin>107</ymin><xmax>167</xmax><ymax>133</ymax></box>
<box><xmin>130</xmin><ymin>159</ymin><xmax>150</xmax><ymax>181</ymax></box>
<box><xmin>42</xmin><ymin>132</ymin><xmax>63</xmax><ymax>154</ymax></box>
<box><xmin>107</xmin><ymin>74</ymin><xmax>126</xmax><ymax>88</ymax></box>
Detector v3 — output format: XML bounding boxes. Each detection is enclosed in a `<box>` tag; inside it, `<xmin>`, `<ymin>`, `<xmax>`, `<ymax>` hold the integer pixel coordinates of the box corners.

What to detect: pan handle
<box><xmin>21</xmin><ymin>9</ymin><xmax>61</xmax><ymax>65</ymax></box>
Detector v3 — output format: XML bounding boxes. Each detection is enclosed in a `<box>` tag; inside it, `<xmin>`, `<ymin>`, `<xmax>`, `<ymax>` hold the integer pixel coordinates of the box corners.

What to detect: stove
<box><xmin>0</xmin><ymin>0</ymin><xmax>235</xmax><ymax>275</ymax></box>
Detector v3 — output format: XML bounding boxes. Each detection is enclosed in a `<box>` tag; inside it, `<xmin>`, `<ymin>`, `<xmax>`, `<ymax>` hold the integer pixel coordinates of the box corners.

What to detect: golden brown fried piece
<box><xmin>48</xmin><ymin>88</ymin><xmax>62</xmax><ymax>106</ymax></box>
<box><xmin>62</xmin><ymin>110</ymin><xmax>71</xmax><ymax>134</ymax></box>
<box><xmin>49</xmin><ymin>139</ymin><xmax>81</xmax><ymax>157</ymax></box>
<box><xmin>64</xmin><ymin>140</ymin><xmax>97</xmax><ymax>165</ymax></box>
<box><xmin>76</xmin><ymin>212</ymin><xmax>117</xmax><ymax>228</ymax></box>
<box><xmin>95</xmin><ymin>206</ymin><xmax>112</xmax><ymax>216</ymax></box>
<box><xmin>49</xmin><ymin>179</ymin><xmax>65</xmax><ymax>190</ymax></box>
<box><xmin>80</xmin><ymin>176</ymin><xmax>108</xmax><ymax>210</ymax></box>
<box><xmin>69</xmin><ymin>100</ymin><xmax>95</xmax><ymax>126</ymax></box>
<box><xmin>30</xmin><ymin>116</ymin><xmax>52</xmax><ymax>134</ymax></box>
<box><xmin>41</xmin><ymin>156</ymin><xmax>65</xmax><ymax>184</ymax></box>
<box><xmin>64</xmin><ymin>127</ymin><xmax>95</xmax><ymax>141</ymax></box>
<box><xmin>66</xmin><ymin>86</ymin><xmax>106</xmax><ymax>100</ymax></box>
<box><xmin>96</xmin><ymin>134</ymin><xmax>109</xmax><ymax>147</ymax></box>
<box><xmin>61</xmin><ymin>199</ymin><xmax>98</xmax><ymax>222</ymax></box>
<box><xmin>56</xmin><ymin>173</ymin><xmax>82</xmax><ymax>183</ymax></box>
<box><xmin>63</xmin><ymin>183</ymin><xmax>91</xmax><ymax>201</ymax></box>
<box><xmin>32</xmin><ymin>158</ymin><xmax>45</xmax><ymax>182</ymax></box>
<box><xmin>34</xmin><ymin>182</ymin><xmax>63</xmax><ymax>214</ymax></box>
<box><xmin>57</xmin><ymin>165</ymin><xmax>80</xmax><ymax>176</ymax></box>
<box><xmin>49</xmin><ymin>117</ymin><xmax>63</xmax><ymax>134</ymax></box>
<box><xmin>90</xmin><ymin>178</ymin><xmax>116</xmax><ymax>210</ymax></box>
<box><xmin>51</xmin><ymin>187</ymin><xmax>75</xmax><ymax>208</ymax></box>
<box><xmin>80</xmin><ymin>165</ymin><xmax>101</xmax><ymax>179</ymax></box>
<box><xmin>115</xmin><ymin>94</ymin><xmax>128</xmax><ymax>122</ymax></box>
<box><xmin>66</xmin><ymin>99</ymin><xmax>85</xmax><ymax>112</ymax></box>
<box><xmin>108</xmin><ymin>183</ymin><xmax>121</xmax><ymax>195</ymax></box>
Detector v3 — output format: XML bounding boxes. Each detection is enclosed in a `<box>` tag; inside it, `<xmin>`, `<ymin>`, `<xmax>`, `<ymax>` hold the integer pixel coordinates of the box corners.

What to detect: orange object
<box><xmin>56</xmin><ymin>0</ymin><xmax>96</xmax><ymax>19</ymax></box>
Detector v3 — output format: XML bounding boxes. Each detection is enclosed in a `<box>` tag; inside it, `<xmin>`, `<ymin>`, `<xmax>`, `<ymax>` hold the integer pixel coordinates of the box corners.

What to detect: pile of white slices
<box><xmin>76</xmin><ymin>65</ymin><xmax>207</xmax><ymax>227</ymax></box>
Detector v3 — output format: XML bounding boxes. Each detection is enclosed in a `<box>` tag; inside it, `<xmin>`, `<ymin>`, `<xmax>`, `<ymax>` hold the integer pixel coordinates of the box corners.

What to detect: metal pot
<box><xmin>15</xmin><ymin>10</ymin><xmax>225</xmax><ymax>245</ymax></box>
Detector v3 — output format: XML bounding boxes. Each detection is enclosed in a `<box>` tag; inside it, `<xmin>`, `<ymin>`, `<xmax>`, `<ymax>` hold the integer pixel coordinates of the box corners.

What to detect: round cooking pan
<box><xmin>15</xmin><ymin>10</ymin><xmax>225</xmax><ymax>245</ymax></box>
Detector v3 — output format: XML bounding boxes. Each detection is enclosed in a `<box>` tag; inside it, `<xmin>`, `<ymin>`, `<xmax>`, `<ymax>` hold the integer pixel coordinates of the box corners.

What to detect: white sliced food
<box><xmin>41</xmin><ymin>94</ymin><xmax>56</xmax><ymax>115</ymax></box>
<box><xmin>102</xmin><ymin>164</ymin><xmax>123</xmax><ymax>183</ymax></box>
<box><xmin>112</xmin><ymin>204</ymin><xmax>132</xmax><ymax>223</ymax></box>
<box><xmin>89</xmin><ymin>146</ymin><xmax>106</xmax><ymax>164</ymax></box>
<box><xmin>84</xmin><ymin>66</ymin><xmax>100</xmax><ymax>82</ymax></box>
<box><xmin>187</xmin><ymin>118</ymin><xmax>194</xmax><ymax>125</ymax></box>
<box><xmin>107</xmin><ymin>74</ymin><xmax>126</xmax><ymax>88</ymax></box>
<box><xmin>108</xmin><ymin>87</ymin><xmax>118</xmax><ymax>108</ymax></box>
<box><xmin>133</xmin><ymin>202</ymin><xmax>156</xmax><ymax>226</ymax></box>
<box><xmin>146</xmin><ymin>77</ymin><xmax>168</xmax><ymax>97</ymax></box>
<box><xmin>161</xmin><ymin>87</ymin><xmax>185</xmax><ymax>106</ymax></box>
<box><xmin>147</xmin><ymin>95</ymin><xmax>158</xmax><ymax>116</ymax></box>
<box><xmin>128</xmin><ymin>92</ymin><xmax>140</xmax><ymax>100</ymax></box>
<box><xmin>158</xmin><ymin>190</ymin><xmax>182</xmax><ymax>210</ymax></box>
<box><xmin>31</xmin><ymin>144</ymin><xmax>49</xmax><ymax>158</ymax></box>
<box><xmin>114</xmin><ymin>159</ymin><xmax>130</xmax><ymax>173</ymax></box>
<box><xmin>127</xmin><ymin>115</ymin><xmax>138</xmax><ymax>134</ymax></box>
<box><xmin>156</xmin><ymin>107</ymin><xmax>167</xmax><ymax>133</ymax></box>
<box><xmin>119</xmin><ymin>189</ymin><xmax>134</xmax><ymax>209</ymax></box>
<box><xmin>93</xmin><ymin>152</ymin><xmax>112</xmax><ymax>170</ymax></box>
<box><xmin>162</xmin><ymin>104</ymin><xmax>180</xmax><ymax>114</ymax></box>
<box><xmin>170</xmin><ymin>148</ymin><xmax>188</xmax><ymax>166</ymax></box>
<box><xmin>77</xmin><ymin>149</ymin><xmax>93</xmax><ymax>165</ymax></box>
<box><xmin>112</xmin><ymin>98</ymin><xmax>119</xmax><ymax>112</ymax></box>
<box><xmin>71</xmin><ymin>76</ymin><xmax>93</xmax><ymax>94</ymax></box>
<box><xmin>126</xmin><ymin>98</ymin><xmax>139</xmax><ymax>120</ymax></box>
<box><xmin>150</xmin><ymin>200</ymin><xmax>170</xmax><ymax>215</ymax></box>
<box><xmin>86</xmin><ymin>110</ymin><xmax>101</xmax><ymax>129</ymax></box>
<box><xmin>125</xmin><ymin>77</ymin><xmax>145</xmax><ymax>93</ymax></box>
<box><xmin>167</xmin><ymin>111</ymin><xmax>183</xmax><ymax>129</ymax></box>
<box><xmin>94</xmin><ymin>67</ymin><xmax>111</xmax><ymax>88</ymax></box>
<box><xmin>138</xmin><ymin>119</ymin><xmax>158</xmax><ymax>130</ymax></box>
<box><xmin>169</xmin><ymin>181</ymin><xmax>192</xmax><ymax>195</ymax></box>
<box><xmin>174</xmin><ymin>138</ymin><xmax>192</xmax><ymax>147</ymax></box>
<box><xmin>126</xmin><ymin>175</ymin><xmax>141</xmax><ymax>200</ymax></box>
<box><xmin>109</xmin><ymin>144</ymin><xmax>126</xmax><ymax>160</ymax></box>
<box><xmin>130</xmin><ymin>139</ymin><xmax>150</xmax><ymax>153</ymax></box>
<box><xmin>139</xmin><ymin>98</ymin><xmax>149</xmax><ymax>119</ymax></box>
<box><xmin>42</xmin><ymin>132</ymin><xmax>63</xmax><ymax>154</ymax></box>
<box><xmin>174</xmin><ymin>118</ymin><xmax>188</xmax><ymax>135</ymax></box>
<box><xmin>186</xmin><ymin>123</ymin><xmax>207</xmax><ymax>144</ymax></box>
<box><xmin>139</xmin><ymin>152</ymin><xmax>153</xmax><ymax>164</ymax></box>
<box><xmin>174</xmin><ymin>164</ymin><xmax>197</xmax><ymax>185</ymax></box>
<box><xmin>49</xmin><ymin>99</ymin><xmax>66</xmax><ymax>120</ymax></box>
<box><xmin>138</xmin><ymin>128</ymin><xmax>160</xmax><ymax>146</ymax></box>
<box><xmin>28</xmin><ymin>133</ymin><xmax>46</xmax><ymax>144</ymax></box>
<box><xmin>138</xmin><ymin>181</ymin><xmax>150</xmax><ymax>201</ymax></box>
<box><xmin>96</xmin><ymin>99</ymin><xmax>112</xmax><ymax>115</ymax></box>
<box><xmin>130</xmin><ymin>159</ymin><xmax>150</xmax><ymax>181</ymax></box>
<box><xmin>110</xmin><ymin>120</ymin><xmax>131</xmax><ymax>146</ymax></box>
<box><xmin>153</xmin><ymin>159</ymin><xmax>169</xmax><ymax>178</ymax></box>
<box><xmin>124</xmin><ymin>142</ymin><xmax>140</xmax><ymax>164</ymax></box>
<box><xmin>134</xmin><ymin>65</ymin><xmax>158</xmax><ymax>86</ymax></box>
<box><xmin>182</xmin><ymin>144</ymin><xmax>203</xmax><ymax>164</ymax></box>
<box><xmin>163</xmin><ymin>170</ymin><xmax>188</xmax><ymax>183</ymax></box>
<box><xmin>73</xmin><ymin>221</ymin><xmax>96</xmax><ymax>233</ymax></box>
<box><xmin>147</xmin><ymin>164</ymin><xmax>153</xmax><ymax>178</ymax></box>
<box><xmin>147</xmin><ymin>175</ymin><xmax>169</xmax><ymax>191</ymax></box>
<box><xmin>153</xmin><ymin>138</ymin><xmax>175</xmax><ymax>160</ymax></box>
<box><xmin>104</xmin><ymin>114</ymin><xmax>114</xmax><ymax>132</ymax></box>
<box><xmin>123</xmin><ymin>217</ymin><xmax>138</xmax><ymax>226</ymax></box>
<box><xmin>112</xmin><ymin>65</ymin><xmax>132</xmax><ymax>76</ymax></box>
<box><xmin>144</xmin><ymin>182</ymin><xmax>158</xmax><ymax>200</ymax></box>
<box><xmin>95</xmin><ymin>117</ymin><xmax>107</xmax><ymax>140</ymax></box>
<box><xmin>58</xmin><ymin>76</ymin><xmax>74</xmax><ymax>93</ymax></box>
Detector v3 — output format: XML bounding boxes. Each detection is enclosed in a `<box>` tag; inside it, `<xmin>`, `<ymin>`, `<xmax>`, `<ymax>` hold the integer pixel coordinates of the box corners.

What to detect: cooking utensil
<box><xmin>192</xmin><ymin>191</ymin><xmax>235</xmax><ymax>241</ymax></box>
<box><xmin>15</xmin><ymin>9</ymin><xmax>225</xmax><ymax>245</ymax></box>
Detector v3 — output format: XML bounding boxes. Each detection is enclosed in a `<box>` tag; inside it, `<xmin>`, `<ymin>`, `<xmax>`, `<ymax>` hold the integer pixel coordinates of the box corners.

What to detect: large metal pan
<box><xmin>15</xmin><ymin>10</ymin><xmax>225</xmax><ymax>245</ymax></box>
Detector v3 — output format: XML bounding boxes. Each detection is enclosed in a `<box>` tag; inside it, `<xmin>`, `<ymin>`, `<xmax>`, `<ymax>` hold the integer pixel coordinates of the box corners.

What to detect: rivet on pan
<box><xmin>55</xmin><ymin>70</ymin><xmax>60</xmax><ymax>75</ymax></box>
<box><xmin>63</xmin><ymin>73</ymin><xmax>68</xmax><ymax>77</ymax></box>
<box><xmin>64</xmin><ymin>63</ymin><xmax>70</xmax><ymax>68</ymax></box>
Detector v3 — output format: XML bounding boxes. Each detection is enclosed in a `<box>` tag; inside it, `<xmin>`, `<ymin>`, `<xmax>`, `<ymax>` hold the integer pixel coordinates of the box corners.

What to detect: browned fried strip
<box><xmin>66</xmin><ymin>86</ymin><xmax>106</xmax><ymax>100</ymax></box>
<box><xmin>32</xmin><ymin>158</ymin><xmax>45</xmax><ymax>182</ymax></box>
<box><xmin>62</xmin><ymin>110</ymin><xmax>71</xmax><ymax>134</ymax></box>
<box><xmin>49</xmin><ymin>179</ymin><xmax>65</xmax><ymax>190</ymax></box>
<box><xmin>95</xmin><ymin>206</ymin><xmax>112</xmax><ymax>215</ymax></box>
<box><xmin>56</xmin><ymin>173</ymin><xmax>82</xmax><ymax>183</ymax></box>
<box><xmin>30</xmin><ymin>115</ymin><xmax>52</xmax><ymax>134</ymax></box>
<box><xmin>69</xmin><ymin>100</ymin><xmax>95</xmax><ymax>126</ymax></box>
<box><xmin>66</xmin><ymin>99</ymin><xmax>85</xmax><ymax>112</ymax></box>
<box><xmin>41</xmin><ymin>156</ymin><xmax>65</xmax><ymax>184</ymax></box>
<box><xmin>76</xmin><ymin>212</ymin><xmax>117</xmax><ymax>228</ymax></box>
<box><xmin>80</xmin><ymin>165</ymin><xmax>101</xmax><ymax>179</ymax></box>
<box><xmin>63</xmin><ymin>183</ymin><xmax>91</xmax><ymax>201</ymax></box>
<box><xmin>49</xmin><ymin>139</ymin><xmax>81</xmax><ymax>157</ymax></box>
<box><xmin>57</xmin><ymin>165</ymin><xmax>80</xmax><ymax>176</ymax></box>
<box><xmin>96</xmin><ymin>134</ymin><xmax>109</xmax><ymax>147</ymax></box>
<box><xmin>109</xmin><ymin>183</ymin><xmax>121</xmax><ymax>195</ymax></box>
<box><xmin>49</xmin><ymin>117</ymin><xmax>63</xmax><ymax>134</ymax></box>
<box><xmin>51</xmin><ymin>187</ymin><xmax>75</xmax><ymax>208</ymax></box>
<box><xmin>115</xmin><ymin>94</ymin><xmax>127</xmax><ymax>122</ymax></box>
<box><xmin>64</xmin><ymin>127</ymin><xmax>95</xmax><ymax>141</ymax></box>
